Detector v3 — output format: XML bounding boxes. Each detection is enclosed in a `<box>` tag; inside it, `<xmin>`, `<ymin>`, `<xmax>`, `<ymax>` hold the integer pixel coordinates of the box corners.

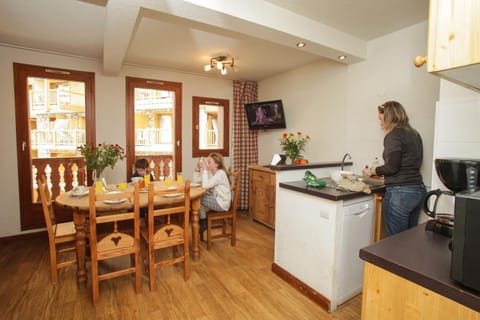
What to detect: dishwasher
<box><xmin>337</xmin><ymin>196</ymin><xmax>374</xmax><ymax>305</ymax></box>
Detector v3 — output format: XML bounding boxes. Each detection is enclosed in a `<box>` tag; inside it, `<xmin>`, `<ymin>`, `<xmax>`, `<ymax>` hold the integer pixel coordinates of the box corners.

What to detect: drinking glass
<box><xmin>177</xmin><ymin>172</ymin><xmax>183</xmax><ymax>184</ymax></box>
<box><xmin>118</xmin><ymin>182</ymin><xmax>127</xmax><ymax>190</ymax></box>
<box><xmin>95</xmin><ymin>181</ymin><xmax>103</xmax><ymax>194</ymax></box>
<box><xmin>144</xmin><ymin>174</ymin><xmax>151</xmax><ymax>187</ymax></box>
<box><xmin>165</xmin><ymin>177</ymin><xmax>173</xmax><ymax>187</ymax></box>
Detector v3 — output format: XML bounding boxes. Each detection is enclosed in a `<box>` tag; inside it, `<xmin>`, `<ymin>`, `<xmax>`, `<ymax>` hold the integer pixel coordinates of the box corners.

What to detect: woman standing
<box><xmin>364</xmin><ymin>101</ymin><xmax>426</xmax><ymax>236</ymax></box>
<box><xmin>193</xmin><ymin>152</ymin><xmax>231</xmax><ymax>235</ymax></box>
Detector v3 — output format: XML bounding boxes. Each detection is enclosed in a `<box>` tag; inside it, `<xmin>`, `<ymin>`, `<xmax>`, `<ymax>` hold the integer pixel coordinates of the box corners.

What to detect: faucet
<box><xmin>341</xmin><ymin>153</ymin><xmax>352</xmax><ymax>171</ymax></box>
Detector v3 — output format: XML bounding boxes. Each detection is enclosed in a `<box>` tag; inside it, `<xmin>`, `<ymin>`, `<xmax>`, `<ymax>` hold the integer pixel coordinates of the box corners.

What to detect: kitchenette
<box><xmin>258</xmin><ymin>162</ymin><xmax>385</xmax><ymax>312</ymax></box>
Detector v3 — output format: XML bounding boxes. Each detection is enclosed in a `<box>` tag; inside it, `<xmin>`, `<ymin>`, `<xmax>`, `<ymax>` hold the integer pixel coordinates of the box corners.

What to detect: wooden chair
<box><xmin>141</xmin><ymin>180</ymin><xmax>191</xmax><ymax>290</ymax></box>
<box><xmin>37</xmin><ymin>175</ymin><xmax>77</xmax><ymax>284</ymax></box>
<box><xmin>88</xmin><ymin>183</ymin><xmax>141</xmax><ymax>306</ymax></box>
<box><xmin>206</xmin><ymin>170</ymin><xmax>241</xmax><ymax>250</ymax></box>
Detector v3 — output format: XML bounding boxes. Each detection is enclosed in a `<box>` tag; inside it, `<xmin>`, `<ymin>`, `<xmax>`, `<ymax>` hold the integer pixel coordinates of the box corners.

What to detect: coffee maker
<box><xmin>426</xmin><ymin>158</ymin><xmax>480</xmax><ymax>291</ymax></box>
<box><xmin>423</xmin><ymin>158</ymin><xmax>480</xmax><ymax>237</ymax></box>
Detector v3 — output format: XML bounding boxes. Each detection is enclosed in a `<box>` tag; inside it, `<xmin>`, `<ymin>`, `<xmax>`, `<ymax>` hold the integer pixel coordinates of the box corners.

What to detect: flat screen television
<box><xmin>244</xmin><ymin>100</ymin><xmax>287</xmax><ymax>130</ymax></box>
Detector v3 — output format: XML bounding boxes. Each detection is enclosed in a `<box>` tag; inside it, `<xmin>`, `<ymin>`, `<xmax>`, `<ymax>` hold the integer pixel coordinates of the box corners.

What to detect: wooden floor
<box><xmin>0</xmin><ymin>213</ymin><xmax>362</xmax><ymax>319</ymax></box>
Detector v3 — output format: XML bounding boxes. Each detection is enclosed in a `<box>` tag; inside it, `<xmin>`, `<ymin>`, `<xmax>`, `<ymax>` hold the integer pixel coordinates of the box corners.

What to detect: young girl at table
<box><xmin>193</xmin><ymin>152</ymin><xmax>231</xmax><ymax>235</ymax></box>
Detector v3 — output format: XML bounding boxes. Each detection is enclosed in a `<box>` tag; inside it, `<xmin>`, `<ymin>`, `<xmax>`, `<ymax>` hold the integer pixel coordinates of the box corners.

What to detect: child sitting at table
<box><xmin>132</xmin><ymin>158</ymin><xmax>154</xmax><ymax>220</ymax></box>
<box><xmin>193</xmin><ymin>152</ymin><xmax>231</xmax><ymax>236</ymax></box>
<box><xmin>132</xmin><ymin>158</ymin><xmax>154</xmax><ymax>182</ymax></box>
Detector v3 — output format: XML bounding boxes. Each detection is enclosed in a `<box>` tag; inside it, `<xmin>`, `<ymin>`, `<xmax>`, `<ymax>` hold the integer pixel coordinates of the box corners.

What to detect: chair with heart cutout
<box><xmin>140</xmin><ymin>180</ymin><xmax>191</xmax><ymax>291</ymax></box>
<box><xmin>88</xmin><ymin>183</ymin><xmax>141</xmax><ymax>306</ymax></box>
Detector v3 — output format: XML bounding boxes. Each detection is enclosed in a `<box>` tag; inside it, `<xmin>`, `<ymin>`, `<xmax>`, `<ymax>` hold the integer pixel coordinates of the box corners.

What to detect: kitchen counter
<box><xmin>249</xmin><ymin>162</ymin><xmax>357</xmax><ymax>229</ymax></box>
<box><xmin>266</xmin><ymin>161</ymin><xmax>352</xmax><ymax>171</ymax></box>
<box><xmin>360</xmin><ymin>223</ymin><xmax>480</xmax><ymax>315</ymax></box>
<box><xmin>279</xmin><ymin>179</ymin><xmax>385</xmax><ymax>201</ymax></box>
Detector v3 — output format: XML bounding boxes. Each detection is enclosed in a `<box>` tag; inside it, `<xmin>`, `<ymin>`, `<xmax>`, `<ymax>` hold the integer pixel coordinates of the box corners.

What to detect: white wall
<box><xmin>0</xmin><ymin>45</ymin><xmax>233</xmax><ymax>237</ymax></box>
<box><xmin>258</xmin><ymin>59</ymin><xmax>348</xmax><ymax>164</ymax></box>
<box><xmin>428</xmin><ymin>80</ymin><xmax>480</xmax><ymax>216</ymax></box>
<box><xmin>258</xmin><ymin>21</ymin><xmax>440</xmax><ymax>185</ymax></box>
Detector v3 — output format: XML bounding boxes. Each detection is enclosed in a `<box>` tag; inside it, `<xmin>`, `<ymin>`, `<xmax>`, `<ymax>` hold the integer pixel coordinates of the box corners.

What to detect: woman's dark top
<box><xmin>376</xmin><ymin>126</ymin><xmax>424</xmax><ymax>186</ymax></box>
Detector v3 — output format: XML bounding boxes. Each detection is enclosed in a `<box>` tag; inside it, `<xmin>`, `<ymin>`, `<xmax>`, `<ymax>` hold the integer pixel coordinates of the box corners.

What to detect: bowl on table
<box><xmin>131</xmin><ymin>177</ymin><xmax>143</xmax><ymax>184</ymax></box>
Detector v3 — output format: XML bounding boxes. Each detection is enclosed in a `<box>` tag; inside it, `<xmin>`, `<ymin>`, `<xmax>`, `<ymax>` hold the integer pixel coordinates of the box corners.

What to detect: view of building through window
<box><xmin>199</xmin><ymin>104</ymin><xmax>223</xmax><ymax>150</ymax></box>
<box><xmin>134</xmin><ymin>88</ymin><xmax>174</xmax><ymax>155</ymax></box>
<box><xmin>28</xmin><ymin>77</ymin><xmax>86</xmax><ymax>159</ymax></box>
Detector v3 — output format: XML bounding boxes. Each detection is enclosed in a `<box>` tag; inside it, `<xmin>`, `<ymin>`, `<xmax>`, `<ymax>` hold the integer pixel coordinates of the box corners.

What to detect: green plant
<box><xmin>279</xmin><ymin>131</ymin><xmax>310</xmax><ymax>161</ymax></box>
<box><xmin>78</xmin><ymin>143</ymin><xmax>125</xmax><ymax>174</ymax></box>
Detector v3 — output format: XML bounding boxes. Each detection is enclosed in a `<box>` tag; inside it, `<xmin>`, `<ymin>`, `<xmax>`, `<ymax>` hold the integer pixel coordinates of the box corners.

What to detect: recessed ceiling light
<box><xmin>296</xmin><ymin>42</ymin><xmax>306</xmax><ymax>48</ymax></box>
<box><xmin>338</xmin><ymin>55</ymin><xmax>347</xmax><ymax>60</ymax></box>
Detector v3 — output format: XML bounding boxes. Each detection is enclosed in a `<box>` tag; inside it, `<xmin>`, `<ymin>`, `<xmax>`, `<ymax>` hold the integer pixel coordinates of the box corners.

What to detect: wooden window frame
<box><xmin>192</xmin><ymin>96</ymin><xmax>229</xmax><ymax>158</ymax></box>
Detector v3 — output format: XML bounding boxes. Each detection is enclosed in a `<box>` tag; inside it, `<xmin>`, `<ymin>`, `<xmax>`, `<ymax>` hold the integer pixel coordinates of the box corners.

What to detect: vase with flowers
<box><xmin>78</xmin><ymin>143</ymin><xmax>125</xmax><ymax>186</ymax></box>
<box><xmin>279</xmin><ymin>131</ymin><xmax>310</xmax><ymax>164</ymax></box>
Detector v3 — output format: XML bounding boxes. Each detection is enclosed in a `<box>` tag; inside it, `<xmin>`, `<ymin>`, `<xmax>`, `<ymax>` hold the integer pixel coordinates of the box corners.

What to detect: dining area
<box><xmin>1</xmin><ymin>146</ymin><xmax>360</xmax><ymax>319</ymax></box>
<box><xmin>43</xmin><ymin>176</ymin><xmax>207</xmax><ymax>305</ymax></box>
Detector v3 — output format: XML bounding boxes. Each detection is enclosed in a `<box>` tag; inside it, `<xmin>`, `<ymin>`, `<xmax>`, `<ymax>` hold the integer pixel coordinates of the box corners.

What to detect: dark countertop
<box><xmin>360</xmin><ymin>223</ymin><xmax>480</xmax><ymax>312</ymax></box>
<box><xmin>267</xmin><ymin>161</ymin><xmax>352</xmax><ymax>171</ymax></box>
<box><xmin>279</xmin><ymin>179</ymin><xmax>385</xmax><ymax>201</ymax></box>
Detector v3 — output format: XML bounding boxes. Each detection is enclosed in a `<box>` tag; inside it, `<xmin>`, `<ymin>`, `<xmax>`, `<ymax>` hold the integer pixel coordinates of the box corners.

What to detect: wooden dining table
<box><xmin>55</xmin><ymin>181</ymin><xmax>205</xmax><ymax>286</ymax></box>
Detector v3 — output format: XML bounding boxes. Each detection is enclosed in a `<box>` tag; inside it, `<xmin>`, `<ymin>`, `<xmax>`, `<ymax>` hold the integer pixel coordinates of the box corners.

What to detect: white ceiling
<box><xmin>0</xmin><ymin>0</ymin><xmax>429</xmax><ymax>81</ymax></box>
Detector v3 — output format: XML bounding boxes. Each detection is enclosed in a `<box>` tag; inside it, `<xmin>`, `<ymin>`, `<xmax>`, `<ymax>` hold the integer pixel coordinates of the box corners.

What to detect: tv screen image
<box><xmin>244</xmin><ymin>100</ymin><xmax>287</xmax><ymax>130</ymax></box>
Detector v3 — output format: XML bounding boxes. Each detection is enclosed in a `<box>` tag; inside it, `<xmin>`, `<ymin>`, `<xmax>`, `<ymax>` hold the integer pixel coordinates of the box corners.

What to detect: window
<box><xmin>192</xmin><ymin>96</ymin><xmax>229</xmax><ymax>157</ymax></box>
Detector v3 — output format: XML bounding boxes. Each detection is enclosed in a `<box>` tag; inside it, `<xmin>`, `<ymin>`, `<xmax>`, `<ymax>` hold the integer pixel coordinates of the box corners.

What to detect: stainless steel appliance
<box><xmin>426</xmin><ymin>158</ymin><xmax>480</xmax><ymax>291</ymax></box>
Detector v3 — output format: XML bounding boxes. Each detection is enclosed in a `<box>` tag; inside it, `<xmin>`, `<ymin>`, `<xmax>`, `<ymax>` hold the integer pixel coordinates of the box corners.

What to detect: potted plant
<box><xmin>78</xmin><ymin>143</ymin><xmax>125</xmax><ymax>185</ymax></box>
<box><xmin>279</xmin><ymin>131</ymin><xmax>310</xmax><ymax>164</ymax></box>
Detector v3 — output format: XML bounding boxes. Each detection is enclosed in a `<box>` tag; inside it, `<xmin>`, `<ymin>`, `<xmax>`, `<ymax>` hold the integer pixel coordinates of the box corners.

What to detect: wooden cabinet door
<box><xmin>250</xmin><ymin>168</ymin><xmax>275</xmax><ymax>229</ymax></box>
<box><xmin>13</xmin><ymin>63</ymin><xmax>95</xmax><ymax>230</ymax></box>
<box><xmin>427</xmin><ymin>0</ymin><xmax>480</xmax><ymax>72</ymax></box>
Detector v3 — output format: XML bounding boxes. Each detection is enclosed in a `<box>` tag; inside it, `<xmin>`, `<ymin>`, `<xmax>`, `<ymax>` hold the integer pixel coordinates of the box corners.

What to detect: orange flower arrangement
<box><xmin>279</xmin><ymin>131</ymin><xmax>310</xmax><ymax>162</ymax></box>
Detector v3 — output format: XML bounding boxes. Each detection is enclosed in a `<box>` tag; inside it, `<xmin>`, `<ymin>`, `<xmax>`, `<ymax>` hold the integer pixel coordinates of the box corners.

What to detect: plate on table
<box><xmin>71</xmin><ymin>187</ymin><xmax>89</xmax><ymax>197</ymax></box>
<box><xmin>163</xmin><ymin>193</ymin><xmax>181</xmax><ymax>198</ymax></box>
<box><xmin>106</xmin><ymin>190</ymin><xmax>123</xmax><ymax>194</ymax></box>
<box><xmin>190</xmin><ymin>182</ymin><xmax>201</xmax><ymax>188</ymax></box>
<box><xmin>103</xmin><ymin>198</ymin><xmax>127</xmax><ymax>204</ymax></box>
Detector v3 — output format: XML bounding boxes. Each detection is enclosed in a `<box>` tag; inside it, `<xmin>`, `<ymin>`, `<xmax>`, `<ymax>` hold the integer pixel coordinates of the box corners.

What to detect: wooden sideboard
<box><xmin>249</xmin><ymin>166</ymin><xmax>276</xmax><ymax>229</ymax></box>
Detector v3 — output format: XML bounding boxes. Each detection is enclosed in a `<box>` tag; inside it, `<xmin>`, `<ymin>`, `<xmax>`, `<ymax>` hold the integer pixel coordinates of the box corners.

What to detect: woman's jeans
<box><xmin>383</xmin><ymin>184</ymin><xmax>426</xmax><ymax>236</ymax></box>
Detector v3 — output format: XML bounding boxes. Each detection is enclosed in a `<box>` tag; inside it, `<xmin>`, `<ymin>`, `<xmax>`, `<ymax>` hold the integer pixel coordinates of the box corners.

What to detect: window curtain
<box><xmin>233</xmin><ymin>80</ymin><xmax>258</xmax><ymax>211</ymax></box>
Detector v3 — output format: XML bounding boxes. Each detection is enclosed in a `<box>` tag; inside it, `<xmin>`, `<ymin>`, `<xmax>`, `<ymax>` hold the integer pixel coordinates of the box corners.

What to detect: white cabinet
<box><xmin>274</xmin><ymin>186</ymin><xmax>373</xmax><ymax>312</ymax></box>
<box><xmin>416</xmin><ymin>0</ymin><xmax>480</xmax><ymax>91</ymax></box>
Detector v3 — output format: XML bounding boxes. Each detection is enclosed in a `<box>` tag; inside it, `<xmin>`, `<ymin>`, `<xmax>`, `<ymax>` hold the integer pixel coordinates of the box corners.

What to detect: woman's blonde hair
<box><xmin>208</xmin><ymin>152</ymin><xmax>231</xmax><ymax>185</ymax></box>
<box><xmin>209</xmin><ymin>152</ymin><xmax>228</xmax><ymax>172</ymax></box>
<box><xmin>378</xmin><ymin>100</ymin><xmax>412</xmax><ymax>133</ymax></box>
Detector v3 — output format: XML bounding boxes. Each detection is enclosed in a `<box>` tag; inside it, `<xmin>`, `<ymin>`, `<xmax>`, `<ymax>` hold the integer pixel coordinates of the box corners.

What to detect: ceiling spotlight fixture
<box><xmin>204</xmin><ymin>56</ymin><xmax>235</xmax><ymax>75</ymax></box>
<box><xmin>338</xmin><ymin>55</ymin><xmax>347</xmax><ymax>60</ymax></box>
<box><xmin>296</xmin><ymin>42</ymin><xmax>306</xmax><ymax>48</ymax></box>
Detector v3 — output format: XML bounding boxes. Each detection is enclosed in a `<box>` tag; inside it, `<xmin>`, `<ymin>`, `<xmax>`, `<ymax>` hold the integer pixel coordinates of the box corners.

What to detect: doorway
<box><xmin>13</xmin><ymin>63</ymin><xmax>95</xmax><ymax>230</ymax></box>
<box><xmin>125</xmin><ymin>77</ymin><xmax>182</xmax><ymax>181</ymax></box>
